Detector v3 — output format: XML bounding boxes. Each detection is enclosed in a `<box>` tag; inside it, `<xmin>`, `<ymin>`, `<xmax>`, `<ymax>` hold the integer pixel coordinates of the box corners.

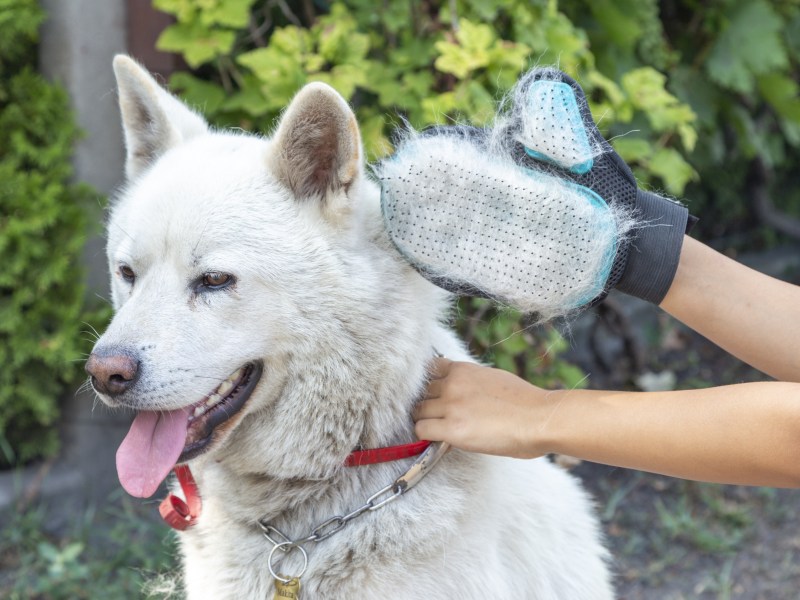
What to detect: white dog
<box><xmin>86</xmin><ymin>55</ymin><xmax>613</xmax><ymax>599</ymax></box>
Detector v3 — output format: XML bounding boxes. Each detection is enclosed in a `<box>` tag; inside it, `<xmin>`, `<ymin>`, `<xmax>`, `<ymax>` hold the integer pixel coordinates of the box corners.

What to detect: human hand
<box><xmin>379</xmin><ymin>68</ymin><xmax>691</xmax><ymax>318</ymax></box>
<box><xmin>414</xmin><ymin>357</ymin><xmax>556</xmax><ymax>459</ymax></box>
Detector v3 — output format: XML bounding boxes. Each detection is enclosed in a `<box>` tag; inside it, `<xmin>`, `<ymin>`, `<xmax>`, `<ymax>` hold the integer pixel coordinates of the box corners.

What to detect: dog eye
<box><xmin>119</xmin><ymin>265</ymin><xmax>136</xmax><ymax>283</ymax></box>
<box><xmin>202</xmin><ymin>272</ymin><xmax>234</xmax><ymax>289</ymax></box>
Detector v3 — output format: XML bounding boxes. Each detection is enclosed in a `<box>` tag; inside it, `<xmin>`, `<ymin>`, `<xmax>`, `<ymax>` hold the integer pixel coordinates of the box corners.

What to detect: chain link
<box><xmin>258</xmin><ymin>481</ymin><xmax>405</xmax><ymax>553</ymax></box>
<box><xmin>258</xmin><ymin>439</ymin><xmax>449</xmax><ymax>583</ymax></box>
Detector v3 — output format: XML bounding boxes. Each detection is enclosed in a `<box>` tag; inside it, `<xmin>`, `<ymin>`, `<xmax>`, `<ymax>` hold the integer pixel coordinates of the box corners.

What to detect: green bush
<box><xmin>0</xmin><ymin>0</ymin><xmax>107</xmax><ymax>466</ymax></box>
<box><xmin>0</xmin><ymin>498</ymin><xmax>179</xmax><ymax>598</ymax></box>
<box><xmin>153</xmin><ymin>0</ymin><xmax>698</xmax><ymax>193</ymax></box>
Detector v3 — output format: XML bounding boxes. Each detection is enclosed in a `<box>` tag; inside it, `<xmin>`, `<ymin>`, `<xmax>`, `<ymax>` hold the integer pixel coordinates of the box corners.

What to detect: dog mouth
<box><xmin>115</xmin><ymin>361</ymin><xmax>263</xmax><ymax>498</ymax></box>
<box><xmin>180</xmin><ymin>361</ymin><xmax>263</xmax><ymax>462</ymax></box>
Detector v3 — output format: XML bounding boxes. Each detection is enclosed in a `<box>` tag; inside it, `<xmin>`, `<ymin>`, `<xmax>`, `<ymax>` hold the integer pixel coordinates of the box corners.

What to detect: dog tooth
<box><xmin>206</xmin><ymin>392</ymin><xmax>222</xmax><ymax>407</ymax></box>
<box><xmin>217</xmin><ymin>379</ymin><xmax>234</xmax><ymax>396</ymax></box>
<box><xmin>193</xmin><ymin>405</ymin><xmax>205</xmax><ymax>418</ymax></box>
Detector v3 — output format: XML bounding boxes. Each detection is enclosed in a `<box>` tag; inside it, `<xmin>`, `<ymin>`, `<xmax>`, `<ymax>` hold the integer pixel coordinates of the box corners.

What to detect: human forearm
<box><xmin>660</xmin><ymin>236</ymin><xmax>800</xmax><ymax>382</ymax></box>
<box><xmin>417</xmin><ymin>362</ymin><xmax>800</xmax><ymax>488</ymax></box>
<box><xmin>542</xmin><ymin>382</ymin><xmax>800</xmax><ymax>487</ymax></box>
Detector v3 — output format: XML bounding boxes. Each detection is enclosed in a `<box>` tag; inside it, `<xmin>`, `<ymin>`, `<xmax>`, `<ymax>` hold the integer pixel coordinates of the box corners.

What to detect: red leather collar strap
<box><xmin>344</xmin><ymin>440</ymin><xmax>431</xmax><ymax>466</ymax></box>
<box><xmin>159</xmin><ymin>441</ymin><xmax>431</xmax><ymax>530</ymax></box>
<box><xmin>159</xmin><ymin>464</ymin><xmax>201</xmax><ymax>531</ymax></box>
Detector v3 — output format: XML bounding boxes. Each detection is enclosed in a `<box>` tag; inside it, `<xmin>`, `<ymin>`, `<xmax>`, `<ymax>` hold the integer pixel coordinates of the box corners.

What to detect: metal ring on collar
<box><xmin>267</xmin><ymin>541</ymin><xmax>308</xmax><ymax>583</ymax></box>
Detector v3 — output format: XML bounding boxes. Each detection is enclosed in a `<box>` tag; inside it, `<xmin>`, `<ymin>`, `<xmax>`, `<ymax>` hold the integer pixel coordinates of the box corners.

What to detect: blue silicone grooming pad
<box><xmin>521</xmin><ymin>80</ymin><xmax>594</xmax><ymax>175</ymax></box>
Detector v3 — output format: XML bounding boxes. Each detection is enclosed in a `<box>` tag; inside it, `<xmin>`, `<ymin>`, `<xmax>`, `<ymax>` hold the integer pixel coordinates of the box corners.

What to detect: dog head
<box><xmin>87</xmin><ymin>56</ymin><xmax>431</xmax><ymax>498</ymax></box>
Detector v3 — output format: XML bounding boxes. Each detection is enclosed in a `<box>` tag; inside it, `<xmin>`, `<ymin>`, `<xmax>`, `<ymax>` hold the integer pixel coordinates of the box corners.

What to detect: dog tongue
<box><xmin>116</xmin><ymin>408</ymin><xmax>192</xmax><ymax>498</ymax></box>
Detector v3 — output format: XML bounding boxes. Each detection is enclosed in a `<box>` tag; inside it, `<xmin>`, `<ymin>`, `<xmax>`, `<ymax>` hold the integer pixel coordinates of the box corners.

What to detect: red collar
<box><xmin>159</xmin><ymin>440</ymin><xmax>431</xmax><ymax>530</ymax></box>
<box><xmin>344</xmin><ymin>439</ymin><xmax>430</xmax><ymax>466</ymax></box>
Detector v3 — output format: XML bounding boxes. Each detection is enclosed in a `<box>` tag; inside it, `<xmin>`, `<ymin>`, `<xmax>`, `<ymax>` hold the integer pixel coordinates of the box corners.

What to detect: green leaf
<box><xmin>380</xmin><ymin>0</ymin><xmax>410</xmax><ymax>34</ymax></box>
<box><xmin>621</xmin><ymin>66</ymin><xmax>696</xmax><ymax>149</ymax></box>
<box><xmin>317</xmin><ymin>4</ymin><xmax>370</xmax><ymax>65</ymax></box>
<box><xmin>757</xmin><ymin>73</ymin><xmax>800</xmax><ymax>123</ymax></box>
<box><xmin>668</xmin><ymin>65</ymin><xmax>720</xmax><ymax>128</ymax></box>
<box><xmin>152</xmin><ymin>0</ymin><xmax>196</xmax><ymax>22</ymax></box>
<box><xmin>648</xmin><ymin>147</ymin><xmax>697</xmax><ymax>195</ymax></box>
<box><xmin>540</xmin><ymin>12</ymin><xmax>591</xmax><ymax>71</ymax></box>
<box><xmin>785</xmin><ymin>13</ymin><xmax>800</xmax><ymax>60</ymax></box>
<box><xmin>728</xmin><ymin>104</ymin><xmax>780</xmax><ymax>165</ymax></box>
<box><xmin>588</xmin><ymin>0</ymin><xmax>643</xmax><ymax>50</ymax></box>
<box><xmin>221</xmin><ymin>77</ymin><xmax>272</xmax><ymax>117</ymax></box>
<box><xmin>706</xmin><ymin>0</ymin><xmax>788</xmax><ymax>94</ymax></box>
<box><xmin>486</xmin><ymin>40</ymin><xmax>531</xmax><ymax>89</ymax></box>
<box><xmin>59</xmin><ymin>542</ymin><xmax>85</xmax><ymax>563</ymax></box>
<box><xmin>612</xmin><ymin>137</ymin><xmax>652</xmax><ymax>163</ymax></box>
<box><xmin>311</xmin><ymin>64</ymin><xmax>367</xmax><ymax>100</ymax></box>
<box><xmin>169</xmin><ymin>72</ymin><xmax>226</xmax><ymax>116</ymax></box>
<box><xmin>422</xmin><ymin>91</ymin><xmax>458</xmax><ymax>124</ymax></box>
<box><xmin>434</xmin><ymin>19</ymin><xmax>495</xmax><ymax>79</ymax></box>
<box><xmin>460</xmin><ymin>0</ymin><xmax>509</xmax><ymax>22</ymax></box>
<box><xmin>197</xmin><ymin>0</ymin><xmax>256</xmax><ymax>28</ymax></box>
<box><xmin>156</xmin><ymin>22</ymin><xmax>235</xmax><ymax>68</ymax></box>
<box><xmin>357</xmin><ymin>109</ymin><xmax>392</xmax><ymax>160</ymax></box>
<box><xmin>237</xmin><ymin>29</ymin><xmax>312</xmax><ymax>108</ymax></box>
<box><xmin>494</xmin><ymin>352</ymin><xmax>517</xmax><ymax>374</ymax></box>
<box><xmin>554</xmin><ymin>362</ymin><xmax>589</xmax><ymax>389</ymax></box>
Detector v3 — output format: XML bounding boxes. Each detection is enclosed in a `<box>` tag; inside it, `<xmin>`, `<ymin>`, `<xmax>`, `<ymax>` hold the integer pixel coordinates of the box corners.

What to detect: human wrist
<box><xmin>534</xmin><ymin>388</ymin><xmax>614</xmax><ymax>460</ymax></box>
<box><xmin>524</xmin><ymin>388</ymin><xmax>571</xmax><ymax>458</ymax></box>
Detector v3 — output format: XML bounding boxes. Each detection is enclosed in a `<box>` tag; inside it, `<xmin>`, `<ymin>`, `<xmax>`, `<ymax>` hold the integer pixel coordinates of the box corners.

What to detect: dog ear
<box><xmin>113</xmin><ymin>55</ymin><xmax>208</xmax><ymax>180</ymax></box>
<box><xmin>270</xmin><ymin>82</ymin><xmax>361</xmax><ymax>205</ymax></box>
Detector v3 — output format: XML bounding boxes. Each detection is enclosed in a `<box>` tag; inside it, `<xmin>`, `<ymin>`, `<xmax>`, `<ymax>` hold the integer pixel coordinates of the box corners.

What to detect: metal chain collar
<box><xmin>259</xmin><ymin>440</ymin><xmax>449</xmax><ymax>583</ymax></box>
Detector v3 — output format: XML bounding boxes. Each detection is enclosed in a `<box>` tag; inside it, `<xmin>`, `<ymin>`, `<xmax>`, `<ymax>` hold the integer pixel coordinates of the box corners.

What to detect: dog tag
<box><xmin>273</xmin><ymin>577</ymin><xmax>301</xmax><ymax>599</ymax></box>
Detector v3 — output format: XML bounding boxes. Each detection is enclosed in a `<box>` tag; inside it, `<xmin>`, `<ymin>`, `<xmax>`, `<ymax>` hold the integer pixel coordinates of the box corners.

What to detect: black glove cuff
<box><xmin>616</xmin><ymin>190</ymin><xmax>689</xmax><ymax>304</ymax></box>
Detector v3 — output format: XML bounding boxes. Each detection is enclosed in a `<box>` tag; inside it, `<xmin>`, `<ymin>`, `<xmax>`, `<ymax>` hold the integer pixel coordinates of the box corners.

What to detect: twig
<box><xmin>301</xmin><ymin>0</ymin><xmax>316</xmax><ymax>25</ymax></box>
<box><xmin>449</xmin><ymin>0</ymin><xmax>459</xmax><ymax>31</ymax></box>
<box><xmin>276</xmin><ymin>0</ymin><xmax>302</xmax><ymax>27</ymax></box>
<box><xmin>248</xmin><ymin>9</ymin><xmax>273</xmax><ymax>47</ymax></box>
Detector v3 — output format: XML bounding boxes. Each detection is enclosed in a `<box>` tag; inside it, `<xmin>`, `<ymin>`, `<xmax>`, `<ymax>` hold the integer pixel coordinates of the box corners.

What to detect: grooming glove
<box><xmin>378</xmin><ymin>68</ymin><xmax>692</xmax><ymax>319</ymax></box>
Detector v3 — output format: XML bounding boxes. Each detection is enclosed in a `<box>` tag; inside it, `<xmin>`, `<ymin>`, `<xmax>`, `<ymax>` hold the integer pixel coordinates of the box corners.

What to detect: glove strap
<box><xmin>616</xmin><ymin>190</ymin><xmax>691</xmax><ymax>305</ymax></box>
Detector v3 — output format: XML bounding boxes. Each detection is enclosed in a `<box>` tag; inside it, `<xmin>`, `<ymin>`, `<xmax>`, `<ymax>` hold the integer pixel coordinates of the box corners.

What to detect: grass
<box><xmin>580</xmin><ymin>460</ymin><xmax>800</xmax><ymax>598</ymax></box>
<box><xmin>0</xmin><ymin>493</ymin><xmax>179</xmax><ymax>599</ymax></box>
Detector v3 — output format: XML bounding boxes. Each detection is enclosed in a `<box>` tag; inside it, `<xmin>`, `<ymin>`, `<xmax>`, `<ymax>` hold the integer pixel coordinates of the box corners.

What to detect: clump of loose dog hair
<box><xmin>142</xmin><ymin>572</ymin><xmax>184</xmax><ymax>598</ymax></box>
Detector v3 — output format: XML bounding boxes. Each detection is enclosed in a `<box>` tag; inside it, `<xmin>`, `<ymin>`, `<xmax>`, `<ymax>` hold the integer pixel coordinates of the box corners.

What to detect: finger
<box><xmin>424</xmin><ymin>378</ymin><xmax>443</xmax><ymax>400</ymax></box>
<box><xmin>413</xmin><ymin>399</ymin><xmax>445</xmax><ymax>421</ymax></box>
<box><xmin>414</xmin><ymin>418</ymin><xmax>445</xmax><ymax>443</ymax></box>
<box><xmin>428</xmin><ymin>356</ymin><xmax>453</xmax><ymax>380</ymax></box>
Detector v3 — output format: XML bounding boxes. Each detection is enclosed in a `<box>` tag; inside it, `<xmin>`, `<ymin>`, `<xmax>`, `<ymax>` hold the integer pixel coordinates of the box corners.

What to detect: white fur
<box><xmin>95</xmin><ymin>56</ymin><xmax>614</xmax><ymax>599</ymax></box>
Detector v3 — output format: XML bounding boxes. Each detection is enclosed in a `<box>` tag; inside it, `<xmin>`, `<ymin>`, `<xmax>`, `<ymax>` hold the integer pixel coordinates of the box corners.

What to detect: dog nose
<box><xmin>86</xmin><ymin>350</ymin><xmax>140</xmax><ymax>397</ymax></box>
